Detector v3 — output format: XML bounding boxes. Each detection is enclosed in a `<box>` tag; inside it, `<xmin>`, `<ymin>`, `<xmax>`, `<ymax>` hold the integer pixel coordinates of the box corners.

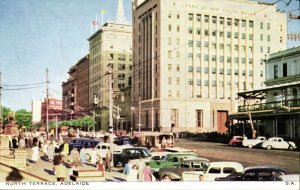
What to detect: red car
<box><xmin>229</xmin><ymin>136</ymin><xmax>244</xmax><ymax>146</ymax></box>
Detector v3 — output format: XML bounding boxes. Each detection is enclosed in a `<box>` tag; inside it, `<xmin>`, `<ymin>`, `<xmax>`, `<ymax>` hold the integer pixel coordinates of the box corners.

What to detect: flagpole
<box><xmin>90</xmin><ymin>20</ymin><xmax>92</xmax><ymax>35</ymax></box>
<box><xmin>101</xmin><ymin>10</ymin><xmax>104</xmax><ymax>26</ymax></box>
<box><xmin>96</xmin><ymin>14</ymin><xmax>98</xmax><ymax>30</ymax></box>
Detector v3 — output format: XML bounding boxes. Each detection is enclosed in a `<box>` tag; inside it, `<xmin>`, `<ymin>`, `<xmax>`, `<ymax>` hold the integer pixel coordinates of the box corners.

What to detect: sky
<box><xmin>0</xmin><ymin>0</ymin><xmax>299</xmax><ymax>112</ymax></box>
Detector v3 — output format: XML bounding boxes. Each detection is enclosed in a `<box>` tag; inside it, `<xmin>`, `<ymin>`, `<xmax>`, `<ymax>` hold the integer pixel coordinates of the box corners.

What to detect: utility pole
<box><xmin>107</xmin><ymin>62</ymin><xmax>114</xmax><ymax>168</ymax></box>
<box><xmin>55</xmin><ymin>115</ymin><xmax>58</xmax><ymax>140</ymax></box>
<box><xmin>138</xmin><ymin>96</ymin><xmax>141</xmax><ymax>132</ymax></box>
<box><xmin>0</xmin><ymin>72</ymin><xmax>3</xmax><ymax>130</ymax></box>
<box><xmin>46</xmin><ymin>68</ymin><xmax>49</xmax><ymax>140</ymax></box>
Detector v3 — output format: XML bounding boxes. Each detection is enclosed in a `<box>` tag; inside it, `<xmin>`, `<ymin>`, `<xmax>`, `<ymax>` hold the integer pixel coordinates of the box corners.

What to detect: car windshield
<box><xmin>162</xmin><ymin>154</ymin><xmax>198</xmax><ymax>162</ymax></box>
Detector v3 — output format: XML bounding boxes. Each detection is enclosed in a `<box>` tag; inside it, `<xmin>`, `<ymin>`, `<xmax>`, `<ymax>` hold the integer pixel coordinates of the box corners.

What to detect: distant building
<box><xmin>88</xmin><ymin>23</ymin><xmax>132</xmax><ymax>131</ymax></box>
<box><xmin>229</xmin><ymin>46</ymin><xmax>300</xmax><ymax>141</ymax></box>
<box><xmin>41</xmin><ymin>97</ymin><xmax>62</xmax><ymax>122</ymax></box>
<box><xmin>62</xmin><ymin>55</ymin><xmax>90</xmax><ymax>120</ymax></box>
<box><xmin>132</xmin><ymin>0</ymin><xmax>287</xmax><ymax>133</ymax></box>
<box><xmin>31</xmin><ymin>99</ymin><xmax>42</xmax><ymax>124</ymax></box>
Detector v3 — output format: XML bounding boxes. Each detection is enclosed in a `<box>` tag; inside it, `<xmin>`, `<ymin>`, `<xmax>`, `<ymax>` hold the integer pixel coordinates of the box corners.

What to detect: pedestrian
<box><xmin>90</xmin><ymin>146</ymin><xmax>97</xmax><ymax>167</ymax></box>
<box><xmin>12</xmin><ymin>136</ymin><xmax>18</xmax><ymax>149</ymax></box>
<box><xmin>161</xmin><ymin>137</ymin><xmax>167</xmax><ymax>148</ymax></box>
<box><xmin>199</xmin><ymin>174</ymin><xmax>205</xmax><ymax>181</ymax></box>
<box><xmin>123</xmin><ymin>160</ymin><xmax>132</xmax><ymax>175</ymax></box>
<box><xmin>143</xmin><ymin>163</ymin><xmax>152</xmax><ymax>182</ymax></box>
<box><xmin>161</xmin><ymin>174</ymin><xmax>171</xmax><ymax>182</ymax></box>
<box><xmin>97</xmin><ymin>158</ymin><xmax>106</xmax><ymax>177</ymax></box>
<box><xmin>69</xmin><ymin>148</ymin><xmax>80</xmax><ymax>166</ymax></box>
<box><xmin>137</xmin><ymin>158</ymin><xmax>145</xmax><ymax>181</ymax></box>
<box><xmin>47</xmin><ymin>143</ymin><xmax>55</xmax><ymax>162</ymax></box>
<box><xmin>55</xmin><ymin>158</ymin><xmax>68</xmax><ymax>182</ymax></box>
<box><xmin>127</xmin><ymin>165</ymin><xmax>138</xmax><ymax>181</ymax></box>
<box><xmin>31</xmin><ymin>143</ymin><xmax>39</xmax><ymax>163</ymax></box>
<box><xmin>28</xmin><ymin>136</ymin><xmax>33</xmax><ymax>148</ymax></box>
<box><xmin>42</xmin><ymin>142</ymin><xmax>48</xmax><ymax>160</ymax></box>
<box><xmin>80</xmin><ymin>145</ymin><xmax>87</xmax><ymax>165</ymax></box>
<box><xmin>63</xmin><ymin>142</ymin><xmax>69</xmax><ymax>156</ymax></box>
<box><xmin>166</xmin><ymin>137</ymin><xmax>173</xmax><ymax>148</ymax></box>
<box><xmin>53</xmin><ymin>154</ymin><xmax>62</xmax><ymax>173</ymax></box>
<box><xmin>19</xmin><ymin>138</ymin><xmax>26</xmax><ymax>150</ymax></box>
<box><xmin>105</xmin><ymin>151</ymin><xmax>112</xmax><ymax>171</ymax></box>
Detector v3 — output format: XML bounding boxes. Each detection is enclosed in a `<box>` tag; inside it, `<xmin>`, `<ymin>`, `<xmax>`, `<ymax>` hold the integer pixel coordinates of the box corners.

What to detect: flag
<box><xmin>91</xmin><ymin>21</ymin><xmax>98</xmax><ymax>26</ymax></box>
<box><xmin>102</xmin><ymin>9</ymin><xmax>107</xmax><ymax>15</ymax></box>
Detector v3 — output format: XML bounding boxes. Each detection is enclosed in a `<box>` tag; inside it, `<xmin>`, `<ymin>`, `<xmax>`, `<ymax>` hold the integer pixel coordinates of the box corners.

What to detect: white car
<box><xmin>182</xmin><ymin>161</ymin><xmax>244</xmax><ymax>181</ymax></box>
<box><xmin>261</xmin><ymin>137</ymin><xmax>297</xmax><ymax>150</ymax></box>
<box><xmin>85</xmin><ymin>142</ymin><xmax>132</xmax><ymax>162</ymax></box>
<box><xmin>242</xmin><ymin>136</ymin><xmax>266</xmax><ymax>148</ymax></box>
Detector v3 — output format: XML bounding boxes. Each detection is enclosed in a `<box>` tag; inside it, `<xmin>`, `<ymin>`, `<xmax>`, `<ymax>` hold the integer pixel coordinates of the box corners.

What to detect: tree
<box><xmin>15</xmin><ymin>109</ymin><xmax>32</xmax><ymax>129</ymax></box>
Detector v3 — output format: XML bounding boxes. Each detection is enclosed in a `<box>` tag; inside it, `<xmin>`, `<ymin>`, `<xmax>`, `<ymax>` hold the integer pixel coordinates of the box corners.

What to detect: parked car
<box><xmin>242</xmin><ymin>136</ymin><xmax>266</xmax><ymax>148</ymax></box>
<box><xmin>228</xmin><ymin>136</ymin><xmax>244</xmax><ymax>146</ymax></box>
<box><xmin>114</xmin><ymin>135</ymin><xmax>133</xmax><ymax>145</ymax></box>
<box><xmin>85</xmin><ymin>142</ymin><xmax>132</xmax><ymax>162</ymax></box>
<box><xmin>215</xmin><ymin>166</ymin><xmax>287</xmax><ymax>181</ymax></box>
<box><xmin>158</xmin><ymin>158</ymin><xmax>210</xmax><ymax>181</ymax></box>
<box><xmin>138</xmin><ymin>132</ymin><xmax>174</xmax><ymax>148</ymax></box>
<box><xmin>182</xmin><ymin>161</ymin><xmax>244</xmax><ymax>181</ymax></box>
<box><xmin>261</xmin><ymin>137</ymin><xmax>297</xmax><ymax>150</ymax></box>
<box><xmin>113</xmin><ymin>147</ymin><xmax>151</xmax><ymax>167</ymax></box>
<box><xmin>68</xmin><ymin>138</ymin><xmax>100</xmax><ymax>152</ymax></box>
<box><xmin>146</xmin><ymin>152</ymin><xmax>200</xmax><ymax>172</ymax></box>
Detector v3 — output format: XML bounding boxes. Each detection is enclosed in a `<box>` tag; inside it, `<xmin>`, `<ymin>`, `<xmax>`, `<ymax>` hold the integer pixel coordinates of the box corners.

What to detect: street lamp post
<box><xmin>131</xmin><ymin>107</ymin><xmax>134</xmax><ymax>136</ymax></box>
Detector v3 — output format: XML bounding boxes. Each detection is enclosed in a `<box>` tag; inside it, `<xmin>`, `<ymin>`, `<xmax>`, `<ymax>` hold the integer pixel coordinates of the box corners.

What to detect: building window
<box><xmin>260</xmin><ymin>46</ymin><xmax>263</xmax><ymax>53</ymax></box>
<box><xmin>242</xmin><ymin>20</ymin><xmax>246</xmax><ymax>27</ymax></box>
<box><xmin>267</xmin><ymin>35</ymin><xmax>270</xmax><ymax>42</ymax></box>
<box><xmin>241</xmin><ymin>33</ymin><xmax>246</xmax><ymax>39</ymax></box>
<box><xmin>176</xmin><ymin>78</ymin><xmax>180</xmax><ymax>85</ymax></box>
<box><xmin>227</xmin><ymin>69</ymin><xmax>231</xmax><ymax>75</ymax></box>
<box><xmin>204</xmin><ymin>15</ymin><xmax>209</xmax><ymax>23</ymax></box>
<box><xmin>220</xmin><ymin>17</ymin><xmax>224</xmax><ymax>25</ymax></box>
<box><xmin>219</xmin><ymin>68</ymin><xmax>224</xmax><ymax>74</ymax></box>
<box><xmin>168</xmin><ymin>90</ymin><xmax>172</xmax><ymax>97</ymax></box>
<box><xmin>196</xmin><ymin>110</ymin><xmax>203</xmax><ymax>128</ymax></box>
<box><xmin>212</xmin><ymin>16</ymin><xmax>217</xmax><ymax>24</ymax></box>
<box><xmin>196</xmin><ymin>53</ymin><xmax>201</xmax><ymax>59</ymax></box>
<box><xmin>177</xmin><ymin>65</ymin><xmax>180</xmax><ymax>71</ymax></box>
<box><xmin>188</xmin><ymin>40</ymin><xmax>193</xmax><ymax>47</ymax></box>
<box><xmin>227</xmin><ymin>32</ymin><xmax>231</xmax><ymax>38</ymax></box>
<box><xmin>188</xmin><ymin>79</ymin><xmax>193</xmax><ymax>85</ymax></box>
<box><xmin>212</xmin><ymin>80</ymin><xmax>216</xmax><ymax>86</ymax></box>
<box><xmin>274</xmin><ymin>65</ymin><xmax>278</xmax><ymax>79</ymax></box>
<box><xmin>196</xmin><ymin>41</ymin><xmax>201</xmax><ymax>47</ymax></box>
<box><xmin>267</xmin><ymin>23</ymin><xmax>270</xmax><ymax>30</ymax></box>
<box><xmin>249</xmin><ymin>34</ymin><xmax>253</xmax><ymax>40</ymax></box>
<box><xmin>188</xmin><ymin>13</ymin><xmax>193</xmax><ymax>21</ymax></box>
<box><xmin>196</xmin><ymin>79</ymin><xmax>201</xmax><ymax>86</ymax></box>
<box><xmin>219</xmin><ymin>56</ymin><xmax>224</xmax><ymax>62</ymax></box>
<box><xmin>234</xmin><ymin>19</ymin><xmax>239</xmax><ymax>26</ymax></box>
<box><xmin>260</xmin><ymin>22</ymin><xmax>263</xmax><ymax>29</ymax></box>
<box><xmin>260</xmin><ymin>70</ymin><xmax>264</xmax><ymax>77</ymax></box>
<box><xmin>118</xmin><ymin>63</ymin><xmax>126</xmax><ymax>70</ymax></box>
<box><xmin>168</xmin><ymin>51</ymin><xmax>172</xmax><ymax>58</ymax></box>
<box><xmin>283</xmin><ymin>63</ymin><xmax>287</xmax><ymax>77</ymax></box>
<box><xmin>234</xmin><ymin>32</ymin><xmax>238</xmax><ymax>39</ymax></box>
<box><xmin>280</xmin><ymin>37</ymin><xmax>283</xmax><ymax>43</ymax></box>
<box><xmin>260</xmin><ymin>34</ymin><xmax>263</xmax><ymax>41</ymax></box>
<box><xmin>168</xmin><ymin>24</ymin><xmax>172</xmax><ymax>31</ymax></box>
<box><xmin>234</xmin><ymin>57</ymin><xmax>238</xmax><ymax>63</ymax></box>
<box><xmin>188</xmin><ymin>53</ymin><xmax>193</xmax><ymax>59</ymax></box>
<box><xmin>196</xmin><ymin>14</ymin><xmax>201</xmax><ymax>22</ymax></box>
<box><xmin>196</xmin><ymin>29</ymin><xmax>201</xmax><ymax>35</ymax></box>
<box><xmin>118</xmin><ymin>73</ymin><xmax>125</xmax><ymax>80</ymax></box>
<box><xmin>227</xmin><ymin>18</ymin><xmax>232</xmax><ymax>26</ymax></box>
<box><xmin>168</xmin><ymin>37</ymin><xmax>172</xmax><ymax>45</ymax></box>
<box><xmin>118</xmin><ymin>54</ymin><xmax>126</xmax><ymax>61</ymax></box>
<box><xmin>212</xmin><ymin>68</ymin><xmax>216</xmax><ymax>74</ymax></box>
<box><xmin>249</xmin><ymin>21</ymin><xmax>253</xmax><ymax>28</ymax></box>
<box><xmin>176</xmin><ymin>51</ymin><xmax>180</xmax><ymax>58</ymax></box>
<box><xmin>168</xmin><ymin>64</ymin><xmax>172</xmax><ymax>71</ymax></box>
<box><xmin>204</xmin><ymin>67</ymin><xmax>209</xmax><ymax>74</ymax></box>
<box><xmin>204</xmin><ymin>54</ymin><xmax>209</xmax><ymax>61</ymax></box>
<box><xmin>176</xmin><ymin>91</ymin><xmax>180</xmax><ymax>98</ymax></box>
<box><xmin>196</xmin><ymin>67</ymin><xmax>201</xmax><ymax>73</ymax></box>
<box><xmin>242</xmin><ymin>57</ymin><xmax>246</xmax><ymax>64</ymax></box>
<box><xmin>219</xmin><ymin>44</ymin><xmax>224</xmax><ymax>50</ymax></box>
<box><xmin>267</xmin><ymin>47</ymin><xmax>270</xmax><ymax>53</ymax></box>
<box><xmin>188</xmin><ymin>27</ymin><xmax>193</xmax><ymax>34</ymax></box>
<box><xmin>249</xmin><ymin>58</ymin><xmax>253</xmax><ymax>64</ymax></box>
<box><xmin>177</xmin><ymin>25</ymin><xmax>180</xmax><ymax>32</ymax></box>
<box><xmin>249</xmin><ymin>70</ymin><xmax>253</xmax><ymax>76</ymax></box>
<box><xmin>188</xmin><ymin>66</ymin><xmax>193</xmax><ymax>72</ymax></box>
<box><xmin>234</xmin><ymin>45</ymin><xmax>238</xmax><ymax>51</ymax></box>
<box><xmin>168</xmin><ymin>13</ymin><xmax>172</xmax><ymax>18</ymax></box>
<box><xmin>204</xmin><ymin>80</ymin><xmax>209</xmax><ymax>86</ymax></box>
<box><xmin>168</xmin><ymin>77</ymin><xmax>172</xmax><ymax>84</ymax></box>
<box><xmin>204</xmin><ymin>41</ymin><xmax>209</xmax><ymax>48</ymax></box>
<box><xmin>219</xmin><ymin>31</ymin><xmax>224</xmax><ymax>37</ymax></box>
<box><xmin>204</xmin><ymin>30</ymin><xmax>209</xmax><ymax>36</ymax></box>
<box><xmin>227</xmin><ymin>56</ymin><xmax>231</xmax><ymax>63</ymax></box>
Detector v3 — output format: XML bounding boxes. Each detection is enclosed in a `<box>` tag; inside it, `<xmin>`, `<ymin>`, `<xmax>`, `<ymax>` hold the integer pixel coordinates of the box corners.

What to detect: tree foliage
<box><xmin>59</xmin><ymin>116</ymin><xmax>95</xmax><ymax>129</ymax></box>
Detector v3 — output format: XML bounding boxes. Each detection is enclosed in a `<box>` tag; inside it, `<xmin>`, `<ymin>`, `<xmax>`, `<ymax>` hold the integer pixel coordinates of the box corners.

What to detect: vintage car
<box><xmin>146</xmin><ymin>152</ymin><xmax>200</xmax><ymax>172</ymax></box>
<box><xmin>85</xmin><ymin>142</ymin><xmax>132</xmax><ymax>162</ymax></box>
<box><xmin>215</xmin><ymin>166</ymin><xmax>287</xmax><ymax>181</ymax></box>
<box><xmin>242</xmin><ymin>136</ymin><xmax>266</xmax><ymax>148</ymax></box>
<box><xmin>114</xmin><ymin>135</ymin><xmax>133</xmax><ymax>145</ymax></box>
<box><xmin>228</xmin><ymin>136</ymin><xmax>244</xmax><ymax>146</ymax></box>
<box><xmin>182</xmin><ymin>161</ymin><xmax>244</xmax><ymax>181</ymax></box>
<box><xmin>68</xmin><ymin>138</ymin><xmax>100</xmax><ymax>152</ymax></box>
<box><xmin>158</xmin><ymin>158</ymin><xmax>210</xmax><ymax>181</ymax></box>
<box><xmin>113</xmin><ymin>147</ymin><xmax>151</xmax><ymax>167</ymax></box>
<box><xmin>261</xmin><ymin>137</ymin><xmax>297</xmax><ymax>150</ymax></box>
<box><xmin>138</xmin><ymin>132</ymin><xmax>174</xmax><ymax>148</ymax></box>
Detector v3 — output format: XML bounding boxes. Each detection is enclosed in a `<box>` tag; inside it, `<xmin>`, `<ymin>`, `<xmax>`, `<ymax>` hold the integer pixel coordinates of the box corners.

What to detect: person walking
<box><xmin>31</xmin><ymin>143</ymin><xmax>39</xmax><ymax>163</ymax></box>
<box><xmin>137</xmin><ymin>158</ymin><xmax>145</xmax><ymax>181</ymax></box>
<box><xmin>90</xmin><ymin>146</ymin><xmax>97</xmax><ymax>167</ymax></box>
<box><xmin>47</xmin><ymin>143</ymin><xmax>55</xmax><ymax>162</ymax></box>
<box><xmin>19</xmin><ymin>138</ymin><xmax>26</xmax><ymax>150</ymax></box>
<box><xmin>79</xmin><ymin>145</ymin><xmax>87</xmax><ymax>165</ymax></box>
<box><xmin>123</xmin><ymin>160</ymin><xmax>132</xmax><ymax>175</ymax></box>
<box><xmin>161</xmin><ymin>137</ymin><xmax>167</xmax><ymax>148</ymax></box>
<box><xmin>143</xmin><ymin>163</ymin><xmax>153</xmax><ymax>182</ymax></box>
<box><xmin>97</xmin><ymin>158</ymin><xmax>106</xmax><ymax>177</ymax></box>
<box><xmin>127</xmin><ymin>165</ymin><xmax>138</xmax><ymax>181</ymax></box>
<box><xmin>12</xmin><ymin>136</ymin><xmax>18</xmax><ymax>149</ymax></box>
<box><xmin>105</xmin><ymin>151</ymin><xmax>112</xmax><ymax>171</ymax></box>
<box><xmin>69</xmin><ymin>148</ymin><xmax>80</xmax><ymax>166</ymax></box>
<box><xmin>63</xmin><ymin>142</ymin><xmax>69</xmax><ymax>156</ymax></box>
<box><xmin>55</xmin><ymin>158</ymin><xmax>68</xmax><ymax>182</ymax></box>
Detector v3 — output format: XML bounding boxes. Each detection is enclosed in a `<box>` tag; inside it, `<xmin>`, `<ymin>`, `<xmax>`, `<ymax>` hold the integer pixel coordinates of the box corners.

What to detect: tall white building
<box><xmin>132</xmin><ymin>0</ymin><xmax>287</xmax><ymax>133</ymax></box>
<box><xmin>88</xmin><ymin>0</ymin><xmax>132</xmax><ymax>131</ymax></box>
<box><xmin>31</xmin><ymin>99</ymin><xmax>41</xmax><ymax>124</ymax></box>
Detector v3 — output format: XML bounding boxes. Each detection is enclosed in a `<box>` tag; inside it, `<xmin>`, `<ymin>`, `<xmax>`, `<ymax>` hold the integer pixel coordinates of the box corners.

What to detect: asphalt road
<box><xmin>175</xmin><ymin>138</ymin><xmax>300</xmax><ymax>174</ymax></box>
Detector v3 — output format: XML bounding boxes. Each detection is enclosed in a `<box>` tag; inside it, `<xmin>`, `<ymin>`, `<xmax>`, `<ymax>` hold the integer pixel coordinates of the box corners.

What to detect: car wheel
<box><xmin>266</xmin><ymin>145</ymin><xmax>272</xmax><ymax>150</ymax></box>
<box><xmin>288</xmin><ymin>146</ymin><xmax>294</xmax><ymax>151</ymax></box>
<box><xmin>232</xmin><ymin>143</ymin><xmax>237</xmax><ymax>147</ymax></box>
<box><xmin>248</xmin><ymin>144</ymin><xmax>253</xmax><ymax>148</ymax></box>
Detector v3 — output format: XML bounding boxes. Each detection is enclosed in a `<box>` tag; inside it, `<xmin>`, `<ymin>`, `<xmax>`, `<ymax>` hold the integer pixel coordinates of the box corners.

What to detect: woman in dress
<box><xmin>47</xmin><ymin>143</ymin><xmax>55</xmax><ymax>162</ymax></box>
<box><xmin>31</xmin><ymin>143</ymin><xmax>39</xmax><ymax>163</ymax></box>
<box><xmin>127</xmin><ymin>165</ymin><xmax>138</xmax><ymax>181</ymax></box>
<box><xmin>143</xmin><ymin>163</ymin><xmax>152</xmax><ymax>182</ymax></box>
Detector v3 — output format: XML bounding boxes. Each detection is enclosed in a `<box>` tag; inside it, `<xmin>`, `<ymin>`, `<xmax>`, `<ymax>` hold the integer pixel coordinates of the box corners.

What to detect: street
<box><xmin>175</xmin><ymin>138</ymin><xmax>300</xmax><ymax>174</ymax></box>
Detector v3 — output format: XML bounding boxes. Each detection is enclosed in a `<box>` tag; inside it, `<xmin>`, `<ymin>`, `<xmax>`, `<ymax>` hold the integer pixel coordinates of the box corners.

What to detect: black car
<box><xmin>215</xmin><ymin>166</ymin><xmax>287</xmax><ymax>181</ymax></box>
<box><xmin>114</xmin><ymin>136</ymin><xmax>132</xmax><ymax>146</ymax></box>
<box><xmin>68</xmin><ymin>138</ymin><xmax>100</xmax><ymax>152</ymax></box>
<box><xmin>113</xmin><ymin>147</ymin><xmax>151</xmax><ymax>167</ymax></box>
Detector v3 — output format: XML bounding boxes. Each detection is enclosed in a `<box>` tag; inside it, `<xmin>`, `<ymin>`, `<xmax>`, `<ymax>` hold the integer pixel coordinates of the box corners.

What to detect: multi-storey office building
<box><xmin>62</xmin><ymin>55</ymin><xmax>90</xmax><ymax>120</ymax></box>
<box><xmin>88</xmin><ymin>22</ymin><xmax>132</xmax><ymax>131</ymax></box>
<box><xmin>132</xmin><ymin>0</ymin><xmax>287</xmax><ymax>133</ymax></box>
<box><xmin>229</xmin><ymin>46</ymin><xmax>300</xmax><ymax>141</ymax></box>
